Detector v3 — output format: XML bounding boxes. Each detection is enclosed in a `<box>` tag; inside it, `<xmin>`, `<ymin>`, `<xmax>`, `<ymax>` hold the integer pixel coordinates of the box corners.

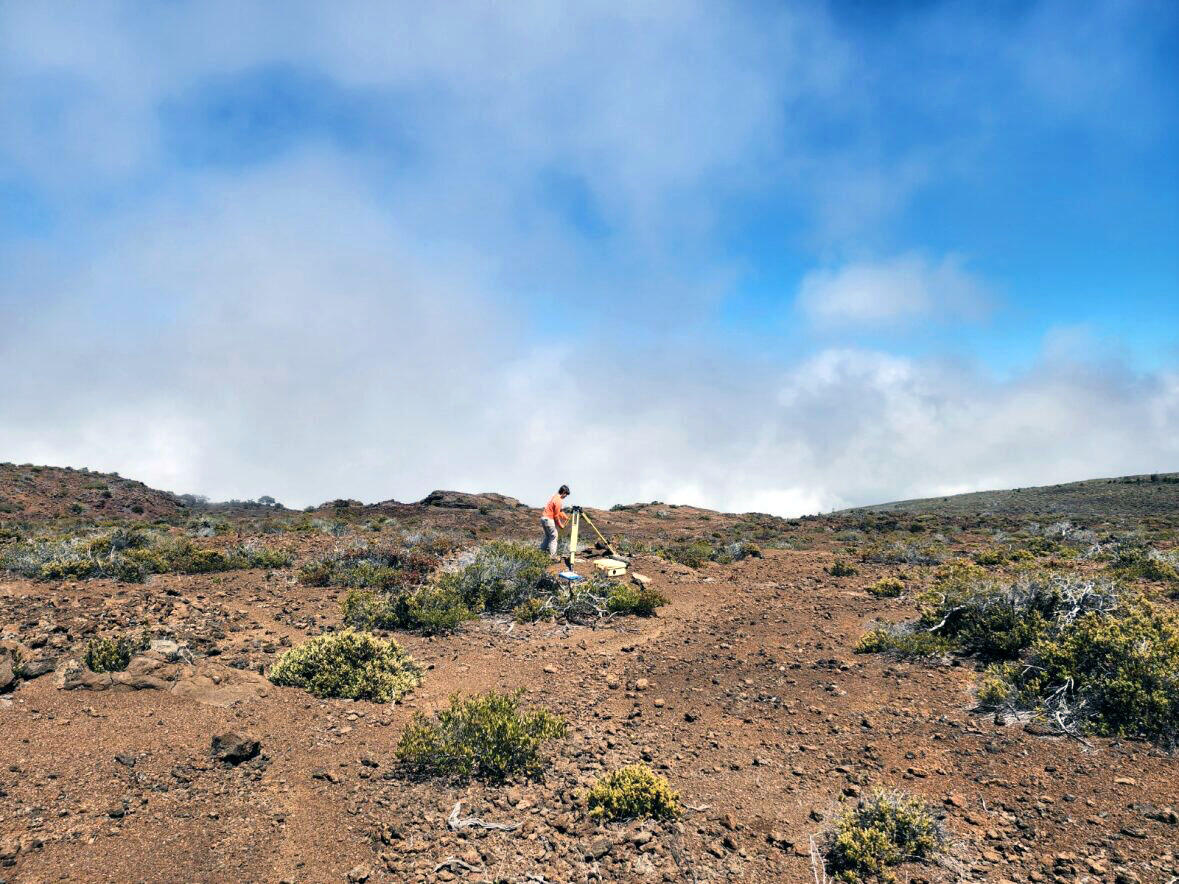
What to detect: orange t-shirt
<box><xmin>543</xmin><ymin>494</ymin><xmax>568</xmax><ymax>528</ymax></box>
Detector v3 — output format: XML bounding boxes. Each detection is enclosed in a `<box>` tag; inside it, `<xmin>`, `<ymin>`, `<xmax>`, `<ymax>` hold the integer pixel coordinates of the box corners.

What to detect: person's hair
<box><xmin>558</xmin><ymin>485</ymin><xmax>570</xmax><ymax>496</ymax></box>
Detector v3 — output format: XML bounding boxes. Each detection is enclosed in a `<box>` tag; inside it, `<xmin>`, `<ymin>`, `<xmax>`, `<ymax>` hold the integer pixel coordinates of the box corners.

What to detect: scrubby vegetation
<box><xmin>586</xmin><ymin>764</ymin><xmax>680</xmax><ymax>822</ymax></box>
<box><xmin>268</xmin><ymin>630</ymin><xmax>421</xmax><ymax>703</ymax></box>
<box><xmin>334</xmin><ymin>541</ymin><xmax>671</xmax><ymax>634</ymax></box>
<box><xmin>85</xmin><ymin>630</ymin><xmax>150</xmax><ymax>673</ymax></box>
<box><xmin>300</xmin><ymin>544</ymin><xmax>439</xmax><ymax>591</ymax></box>
<box><xmin>440</xmin><ymin>544</ymin><xmax>668</xmax><ymax>625</ymax></box>
<box><xmin>656</xmin><ymin>538</ymin><xmax>761</xmax><ymax>568</ymax></box>
<box><xmin>395</xmin><ymin>691</ymin><xmax>566</xmax><ymax>783</ymax></box>
<box><xmin>0</xmin><ymin>527</ymin><xmax>291</xmax><ymax>583</ymax></box>
<box><xmin>979</xmin><ymin>598</ymin><xmax>1179</xmax><ymax>746</ymax></box>
<box><xmin>867</xmin><ymin>577</ymin><xmax>904</xmax><ymax>598</ymax></box>
<box><xmin>856</xmin><ymin>559</ymin><xmax>1179</xmax><ymax>746</ymax></box>
<box><xmin>860</xmin><ymin>541</ymin><xmax>944</xmax><ymax>566</ymax></box>
<box><xmin>341</xmin><ymin>584</ymin><xmax>473</xmax><ymax>635</ymax></box>
<box><xmin>829</xmin><ymin>559</ymin><xmax>858</xmax><ymax>577</ymax></box>
<box><xmin>438</xmin><ymin>541</ymin><xmax>554</xmax><ymax>613</ymax></box>
<box><xmin>824</xmin><ymin>791</ymin><xmax>943</xmax><ymax>883</ymax></box>
<box><xmin>604</xmin><ymin>581</ymin><xmax>669</xmax><ymax>616</ymax></box>
<box><xmin>1111</xmin><ymin>545</ymin><xmax>1179</xmax><ymax>584</ymax></box>
<box><xmin>854</xmin><ymin>626</ymin><xmax>952</xmax><ymax>659</ymax></box>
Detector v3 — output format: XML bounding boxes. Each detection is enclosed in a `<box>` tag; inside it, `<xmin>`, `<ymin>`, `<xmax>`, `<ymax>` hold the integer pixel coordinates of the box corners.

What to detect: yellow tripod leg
<box><xmin>569</xmin><ymin>511</ymin><xmax>580</xmax><ymax>565</ymax></box>
<box><xmin>579</xmin><ymin>511</ymin><xmax>617</xmax><ymax>557</ymax></box>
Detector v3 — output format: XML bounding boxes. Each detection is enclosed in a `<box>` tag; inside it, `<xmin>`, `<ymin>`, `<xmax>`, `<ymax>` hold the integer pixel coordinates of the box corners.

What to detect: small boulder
<box><xmin>210</xmin><ymin>733</ymin><xmax>260</xmax><ymax>765</ymax></box>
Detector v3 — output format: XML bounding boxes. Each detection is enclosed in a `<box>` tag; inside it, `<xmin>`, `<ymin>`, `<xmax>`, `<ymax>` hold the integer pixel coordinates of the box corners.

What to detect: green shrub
<box><xmin>825</xmin><ymin>791</ymin><xmax>943</xmax><ymax>883</ymax></box>
<box><xmin>978</xmin><ymin>598</ymin><xmax>1179</xmax><ymax>746</ymax></box>
<box><xmin>441</xmin><ymin>541</ymin><xmax>553</xmax><ymax>613</ymax></box>
<box><xmin>85</xmin><ymin>630</ymin><xmax>149</xmax><ymax>673</ymax></box>
<box><xmin>710</xmin><ymin>540</ymin><xmax>763</xmax><ymax>564</ymax></box>
<box><xmin>586</xmin><ymin>764</ymin><xmax>680</xmax><ymax>822</ymax></box>
<box><xmin>914</xmin><ymin>571</ymin><xmax>1119</xmax><ymax>662</ymax></box>
<box><xmin>1</xmin><ymin>529</ymin><xmax>291</xmax><ymax>582</ymax></box>
<box><xmin>299</xmin><ymin>545</ymin><xmax>438</xmax><ymax>590</ymax></box>
<box><xmin>341</xmin><ymin>585</ymin><xmax>472</xmax><ymax>635</ymax></box>
<box><xmin>868</xmin><ymin>577</ymin><xmax>904</xmax><ymax>598</ymax></box>
<box><xmin>854</xmin><ymin>626</ymin><xmax>952</xmax><ymax>660</ymax></box>
<box><xmin>829</xmin><ymin>559</ymin><xmax>858</xmax><ymax>577</ymax></box>
<box><xmin>395</xmin><ymin>691</ymin><xmax>566</xmax><ymax>783</ymax></box>
<box><xmin>973</xmin><ymin>548</ymin><xmax>1006</xmax><ymax>566</ymax></box>
<box><xmin>660</xmin><ymin>540</ymin><xmax>713</xmax><ymax>569</ymax></box>
<box><xmin>513</xmin><ymin>597</ymin><xmax>551</xmax><ymax>623</ymax></box>
<box><xmin>269</xmin><ymin>630</ymin><xmax>421</xmax><ymax>703</ymax></box>
<box><xmin>341</xmin><ymin>589</ymin><xmax>397</xmax><ymax>630</ymax></box>
<box><xmin>861</xmin><ymin>541</ymin><xmax>944</xmax><ymax>566</ymax></box>
<box><xmin>397</xmin><ymin>584</ymin><xmax>474</xmax><ymax>634</ymax></box>
<box><xmin>605</xmin><ymin>582</ymin><xmax>669</xmax><ymax>617</ymax></box>
<box><xmin>1114</xmin><ymin>548</ymin><xmax>1179</xmax><ymax>583</ymax></box>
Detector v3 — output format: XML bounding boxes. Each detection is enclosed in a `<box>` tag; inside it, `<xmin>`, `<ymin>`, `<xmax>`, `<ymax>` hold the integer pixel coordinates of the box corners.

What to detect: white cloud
<box><xmin>795</xmin><ymin>253</ymin><xmax>994</xmax><ymax>329</ymax></box>
<box><xmin>1</xmin><ymin>3</ymin><xmax>1176</xmax><ymax>518</ymax></box>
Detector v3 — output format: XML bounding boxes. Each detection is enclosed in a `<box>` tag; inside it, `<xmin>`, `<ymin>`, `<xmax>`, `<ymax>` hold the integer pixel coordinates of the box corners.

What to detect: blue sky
<box><xmin>1</xmin><ymin>1</ymin><xmax>1177</xmax><ymax>513</ymax></box>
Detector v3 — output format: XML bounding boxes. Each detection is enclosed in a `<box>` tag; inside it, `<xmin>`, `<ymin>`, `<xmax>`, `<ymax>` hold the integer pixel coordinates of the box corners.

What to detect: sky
<box><xmin>1</xmin><ymin>1</ymin><xmax>1177</xmax><ymax>515</ymax></box>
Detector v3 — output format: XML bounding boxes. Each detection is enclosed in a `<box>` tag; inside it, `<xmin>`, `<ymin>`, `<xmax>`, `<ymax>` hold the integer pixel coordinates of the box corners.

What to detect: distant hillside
<box><xmin>844</xmin><ymin>472</ymin><xmax>1179</xmax><ymax>518</ymax></box>
<box><xmin>0</xmin><ymin>463</ymin><xmax>188</xmax><ymax>521</ymax></box>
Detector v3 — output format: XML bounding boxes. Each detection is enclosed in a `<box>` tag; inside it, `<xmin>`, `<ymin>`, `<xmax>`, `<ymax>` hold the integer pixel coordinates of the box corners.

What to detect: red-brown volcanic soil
<box><xmin>1</xmin><ymin>489</ymin><xmax>1176</xmax><ymax>883</ymax></box>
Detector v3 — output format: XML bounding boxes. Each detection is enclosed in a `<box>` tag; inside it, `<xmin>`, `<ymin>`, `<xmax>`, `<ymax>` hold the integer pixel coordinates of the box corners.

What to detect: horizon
<box><xmin>2</xmin><ymin>2</ymin><xmax>1177</xmax><ymax>516</ymax></box>
<box><xmin>6</xmin><ymin>459</ymin><xmax>1177</xmax><ymax>516</ymax></box>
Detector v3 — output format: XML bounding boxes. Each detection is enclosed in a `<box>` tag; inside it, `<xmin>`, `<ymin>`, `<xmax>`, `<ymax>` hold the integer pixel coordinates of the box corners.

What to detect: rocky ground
<box><xmin>1</xmin><ymin>483</ymin><xmax>1177</xmax><ymax>883</ymax></box>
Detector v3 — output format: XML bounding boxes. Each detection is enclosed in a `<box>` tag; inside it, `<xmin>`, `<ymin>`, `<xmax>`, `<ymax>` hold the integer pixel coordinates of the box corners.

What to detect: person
<box><xmin>540</xmin><ymin>485</ymin><xmax>570</xmax><ymax>561</ymax></box>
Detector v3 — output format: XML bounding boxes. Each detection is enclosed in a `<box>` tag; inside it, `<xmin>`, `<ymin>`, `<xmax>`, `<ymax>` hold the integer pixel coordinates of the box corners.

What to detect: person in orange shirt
<box><xmin>540</xmin><ymin>485</ymin><xmax>570</xmax><ymax>561</ymax></box>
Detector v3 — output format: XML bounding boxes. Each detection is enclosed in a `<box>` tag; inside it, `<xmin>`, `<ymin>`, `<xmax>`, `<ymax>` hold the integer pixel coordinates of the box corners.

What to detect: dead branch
<box><xmin>809</xmin><ymin>834</ymin><xmax>829</xmax><ymax>884</ymax></box>
<box><xmin>433</xmin><ymin>856</ymin><xmax>478</xmax><ymax>873</ymax></box>
<box><xmin>447</xmin><ymin>800</ymin><xmax>520</xmax><ymax>832</ymax></box>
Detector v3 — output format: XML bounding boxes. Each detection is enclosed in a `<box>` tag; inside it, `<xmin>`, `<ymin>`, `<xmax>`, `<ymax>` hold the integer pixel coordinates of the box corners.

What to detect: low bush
<box><xmin>978</xmin><ymin>598</ymin><xmax>1179</xmax><ymax>746</ymax></box>
<box><xmin>605</xmin><ymin>582</ymin><xmax>669</xmax><ymax>617</ymax></box>
<box><xmin>867</xmin><ymin>577</ymin><xmax>904</xmax><ymax>598</ymax></box>
<box><xmin>861</xmin><ymin>542</ymin><xmax>944</xmax><ymax>566</ymax></box>
<box><xmin>268</xmin><ymin>630</ymin><xmax>421</xmax><ymax>703</ymax></box>
<box><xmin>85</xmin><ymin>630</ymin><xmax>149</xmax><ymax>673</ymax></box>
<box><xmin>711</xmin><ymin>540</ymin><xmax>763</xmax><ymax>564</ymax></box>
<box><xmin>300</xmin><ymin>545</ymin><xmax>438</xmax><ymax>591</ymax></box>
<box><xmin>341</xmin><ymin>589</ymin><xmax>394</xmax><ymax>630</ymax></box>
<box><xmin>1</xmin><ymin>528</ymin><xmax>292</xmax><ymax>583</ymax></box>
<box><xmin>658</xmin><ymin>538</ymin><xmax>762</xmax><ymax>568</ymax></box>
<box><xmin>659</xmin><ymin>540</ymin><xmax>713</xmax><ymax>569</ymax></box>
<box><xmin>439</xmin><ymin>541</ymin><xmax>553</xmax><ymax>613</ymax></box>
<box><xmin>824</xmin><ymin>791</ymin><xmax>943</xmax><ymax>883</ymax></box>
<box><xmin>513</xmin><ymin>597</ymin><xmax>551</xmax><ymax>623</ymax></box>
<box><xmin>914</xmin><ymin>571</ymin><xmax>1119</xmax><ymax>662</ymax></box>
<box><xmin>973</xmin><ymin>548</ymin><xmax>1006</xmax><ymax>566</ymax></box>
<box><xmin>854</xmin><ymin>626</ymin><xmax>952</xmax><ymax>660</ymax></box>
<box><xmin>1113</xmin><ymin>548</ymin><xmax>1179</xmax><ymax>583</ymax></box>
<box><xmin>341</xmin><ymin>585</ymin><xmax>472</xmax><ymax>635</ymax></box>
<box><xmin>398</xmin><ymin>584</ymin><xmax>474</xmax><ymax>634</ymax></box>
<box><xmin>829</xmin><ymin>559</ymin><xmax>858</xmax><ymax>577</ymax></box>
<box><xmin>586</xmin><ymin>764</ymin><xmax>680</xmax><ymax>822</ymax></box>
<box><xmin>395</xmin><ymin>691</ymin><xmax>566</xmax><ymax>783</ymax></box>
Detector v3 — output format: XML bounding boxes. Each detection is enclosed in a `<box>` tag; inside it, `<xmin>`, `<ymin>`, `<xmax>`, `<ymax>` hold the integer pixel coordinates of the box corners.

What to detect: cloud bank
<box><xmin>1</xmin><ymin>2</ymin><xmax>1176</xmax><ymax>514</ymax></box>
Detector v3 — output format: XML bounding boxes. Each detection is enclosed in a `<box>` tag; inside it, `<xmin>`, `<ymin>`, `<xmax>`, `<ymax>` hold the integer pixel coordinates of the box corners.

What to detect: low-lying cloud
<box><xmin>796</xmin><ymin>254</ymin><xmax>994</xmax><ymax>329</ymax></box>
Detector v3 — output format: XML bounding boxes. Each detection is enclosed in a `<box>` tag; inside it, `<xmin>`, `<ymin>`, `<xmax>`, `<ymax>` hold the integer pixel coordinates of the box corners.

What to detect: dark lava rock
<box><xmin>210</xmin><ymin>733</ymin><xmax>260</xmax><ymax>765</ymax></box>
